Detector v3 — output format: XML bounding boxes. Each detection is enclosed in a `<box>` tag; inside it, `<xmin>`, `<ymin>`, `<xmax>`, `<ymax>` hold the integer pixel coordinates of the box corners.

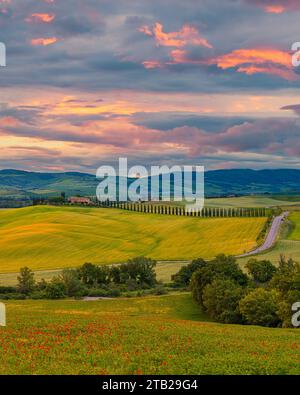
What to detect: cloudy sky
<box><xmin>0</xmin><ymin>0</ymin><xmax>300</xmax><ymax>173</ymax></box>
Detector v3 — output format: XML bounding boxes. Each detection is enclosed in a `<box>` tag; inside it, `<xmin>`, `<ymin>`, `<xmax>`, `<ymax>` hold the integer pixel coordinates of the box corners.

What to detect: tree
<box><xmin>246</xmin><ymin>259</ymin><xmax>276</xmax><ymax>283</ymax></box>
<box><xmin>60</xmin><ymin>269</ymin><xmax>85</xmax><ymax>297</ymax></box>
<box><xmin>77</xmin><ymin>263</ymin><xmax>99</xmax><ymax>287</ymax></box>
<box><xmin>270</xmin><ymin>256</ymin><xmax>299</xmax><ymax>293</ymax></box>
<box><xmin>17</xmin><ymin>267</ymin><xmax>35</xmax><ymax>294</ymax></box>
<box><xmin>46</xmin><ymin>278</ymin><xmax>66</xmax><ymax>299</ymax></box>
<box><xmin>191</xmin><ymin>254</ymin><xmax>248</xmax><ymax>307</ymax></box>
<box><xmin>171</xmin><ymin>258</ymin><xmax>207</xmax><ymax>287</ymax></box>
<box><xmin>119</xmin><ymin>257</ymin><xmax>157</xmax><ymax>288</ymax></box>
<box><xmin>202</xmin><ymin>278</ymin><xmax>245</xmax><ymax>323</ymax></box>
<box><xmin>239</xmin><ymin>288</ymin><xmax>281</xmax><ymax>327</ymax></box>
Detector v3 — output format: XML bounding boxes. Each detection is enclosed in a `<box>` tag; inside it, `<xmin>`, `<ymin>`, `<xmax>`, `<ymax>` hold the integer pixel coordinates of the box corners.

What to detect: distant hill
<box><xmin>0</xmin><ymin>168</ymin><xmax>299</xmax><ymax>199</ymax></box>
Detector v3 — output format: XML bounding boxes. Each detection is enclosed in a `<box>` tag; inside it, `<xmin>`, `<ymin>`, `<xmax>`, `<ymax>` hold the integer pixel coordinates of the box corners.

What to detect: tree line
<box><xmin>95</xmin><ymin>200</ymin><xmax>268</xmax><ymax>218</ymax></box>
<box><xmin>172</xmin><ymin>254</ymin><xmax>300</xmax><ymax>328</ymax></box>
<box><xmin>0</xmin><ymin>257</ymin><xmax>165</xmax><ymax>300</ymax></box>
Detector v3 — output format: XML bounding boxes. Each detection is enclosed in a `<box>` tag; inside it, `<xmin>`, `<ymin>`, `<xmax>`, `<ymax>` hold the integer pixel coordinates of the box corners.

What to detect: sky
<box><xmin>0</xmin><ymin>0</ymin><xmax>300</xmax><ymax>173</ymax></box>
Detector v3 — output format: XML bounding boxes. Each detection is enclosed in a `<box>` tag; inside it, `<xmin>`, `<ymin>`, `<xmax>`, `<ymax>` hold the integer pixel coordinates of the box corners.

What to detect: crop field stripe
<box><xmin>0</xmin><ymin>206</ymin><xmax>266</xmax><ymax>272</ymax></box>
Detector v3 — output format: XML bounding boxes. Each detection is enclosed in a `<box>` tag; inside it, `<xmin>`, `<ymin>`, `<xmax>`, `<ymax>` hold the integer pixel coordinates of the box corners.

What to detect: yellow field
<box><xmin>0</xmin><ymin>206</ymin><xmax>266</xmax><ymax>273</ymax></box>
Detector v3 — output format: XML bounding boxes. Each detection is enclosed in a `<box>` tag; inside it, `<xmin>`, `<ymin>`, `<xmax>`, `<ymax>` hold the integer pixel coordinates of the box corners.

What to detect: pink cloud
<box><xmin>246</xmin><ymin>0</ymin><xmax>300</xmax><ymax>13</ymax></box>
<box><xmin>26</xmin><ymin>13</ymin><xmax>56</xmax><ymax>24</ymax></box>
<box><xmin>207</xmin><ymin>48</ymin><xmax>297</xmax><ymax>80</ymax></box>
<box><xmin>31</xmin><ymin>37</ymin><xmax>58</xmax><ymax>46</ymax></box>
<box><xmin>139</xmin><ymin>22</ymin><xmax>212</xmax><ymax>70</ymax></box>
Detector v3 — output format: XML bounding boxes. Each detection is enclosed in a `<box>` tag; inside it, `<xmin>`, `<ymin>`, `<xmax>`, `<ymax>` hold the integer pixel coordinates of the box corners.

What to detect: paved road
<box><xmin>237</xmin><ymin>211</ymin><xmax>289</xmax><ymax>258</ymax></box>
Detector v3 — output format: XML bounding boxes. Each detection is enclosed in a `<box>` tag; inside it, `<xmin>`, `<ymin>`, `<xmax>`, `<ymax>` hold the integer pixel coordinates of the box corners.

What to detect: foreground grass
<box><xmin>0</xmin><ymin>293</ymin><xmax>299</xmax><ymax>375</ymax></box>
<box><xmin>0</xmin><ymin>206</ymin><xmax>266</xmax><ymax>272</ymax></box>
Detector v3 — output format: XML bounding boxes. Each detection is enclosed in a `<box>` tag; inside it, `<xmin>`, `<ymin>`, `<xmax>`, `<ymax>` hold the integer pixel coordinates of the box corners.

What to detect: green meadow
<box><xmin>1</xmin><ymin>293</ymin><xmax>299</xmax><ymax>375</ymax></box>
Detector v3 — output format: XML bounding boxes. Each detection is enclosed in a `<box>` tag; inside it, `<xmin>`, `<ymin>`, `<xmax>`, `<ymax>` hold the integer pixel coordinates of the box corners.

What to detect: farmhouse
<box><xmin>68</xmin><ymin>196</ymin><xmax>92</xmax><ymax>205</ymax></box>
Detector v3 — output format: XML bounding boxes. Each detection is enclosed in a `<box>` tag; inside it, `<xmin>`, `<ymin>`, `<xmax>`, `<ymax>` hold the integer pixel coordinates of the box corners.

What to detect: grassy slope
<box><xmin>1</xmin><ymin>293</ymin><xmax>299</xmax><ymax>375</ymax></box>
<box><xmin>0</xmin><ymin>206</ymin><xmax>266</xmax><ymax>273</ymax></box>
<box><xmin>205</xmin><ymin>196</ymin><xmax>300</xmax><ymax>208</ymax></box>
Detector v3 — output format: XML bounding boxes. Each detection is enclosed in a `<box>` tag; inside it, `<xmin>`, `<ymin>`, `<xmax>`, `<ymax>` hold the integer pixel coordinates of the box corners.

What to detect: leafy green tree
<box><xmin>77</xmin><ymin>263</ymin><xmax>99</xmax><ymax>287</ymax></box>
<box><xmin>191</xmin><ymin>254</ymin><xmax>248</xmax><ymax>307</ymax></box>
<box><xmin>17</xmin><ymin>267</ymin><xmax>36</xmax><ymax>294</ymax></box>
<box><xmin>171</xmin><ymin>258</ymin><xmax>207</xmax><ymax>287</ymax></box>
<box><xmin>202</xmin><ymin>278</ymin><xmax>245</xmax><ymax>323</ymax></box>
<box><xmin>110</xmin><ymin>266</ymin><xmax>121</xmax><ymax>284</ymax></box>
<box><xmin>46</xmin><ymin>278</ymin><xmax>66</xmax><ymax>299</ymax></box>
<box><xmin>119</xmin><ymin>257</ymin><xmax>157</xmax><ymax>288</ymax></box>
<box><xmin>60</xmin><ymin>269</ymin><xmax>85</xmax><ymax>297</ymax></box>
<box><xmin>246</xmin><ymin>259</ymin><xmax>277</xmax><ymax>283</ymax></box>
<box><xmin>270</xmin><ymin>256</ymin><xmax>299</xmax><ymax>293</ymax></box>
<box><xmin>239</xmin><ymin>288</ymin><xmax>281</xmax><ymax>327</ymax></box>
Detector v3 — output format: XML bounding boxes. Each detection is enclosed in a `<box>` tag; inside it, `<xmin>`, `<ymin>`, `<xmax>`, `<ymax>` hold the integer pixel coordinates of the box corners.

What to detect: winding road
<box><xmin>237</xmin><ymin>211</ymin><xmax>289</xmax><ymax>258</ymax></box>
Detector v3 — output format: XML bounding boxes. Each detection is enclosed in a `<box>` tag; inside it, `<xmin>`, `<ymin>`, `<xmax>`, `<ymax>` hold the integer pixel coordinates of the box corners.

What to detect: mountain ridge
<box><xmin>0</xmin><ymin>168</ymin><xmax>299</xmax><ymax>199</ymax></box>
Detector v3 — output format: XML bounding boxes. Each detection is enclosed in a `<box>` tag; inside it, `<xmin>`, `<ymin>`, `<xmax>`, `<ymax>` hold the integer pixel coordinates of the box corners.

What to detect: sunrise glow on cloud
<box><xmin>0</xmin><ymin>0</ymin><xmax>299</xmax><ymax>172</ymax></box>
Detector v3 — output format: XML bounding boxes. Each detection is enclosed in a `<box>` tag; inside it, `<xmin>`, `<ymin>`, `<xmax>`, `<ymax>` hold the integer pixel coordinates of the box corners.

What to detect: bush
<box><xmin>239</xmin><ymin>288</ymin><xmax>281</xmax><ymax>327</ymax></box>
<box><xmin>0</xmin><ymin>293</ymin><xmax>26</xmax><ymax>300</ymax></box>
<box><xmin>153</xmin><ymin>285</ymin><xmax>168</xmax><ymax>295</ymax></box>
<box><xmin>202</xmin><ymin>278</ymin><xmax>245</xmax><ymax>323</ymax></box>
<box><xmin>46</xmin><ymin>279</ymin><xmax>66</xmax><ymax>299</ymax></box>
<box><xmin>29</xmin><ymin>291</ymin><xmax>47</xmax><ymax>300</ymax></box>
<box><xmin>246</xmin><ymin>259</ymin><xmax>276</xmax><ymax>283</ymax></box>
<box><xmin>0</xmin><ymin>286</ymin><xmax>17</xmax><ymax>294</ymax></box>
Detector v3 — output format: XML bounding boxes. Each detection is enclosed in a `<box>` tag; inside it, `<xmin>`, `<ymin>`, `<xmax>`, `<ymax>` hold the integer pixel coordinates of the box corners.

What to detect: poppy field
<box><xmin>0</xmin><ymin>293</ymin><xmax>299</xmax><ymax>375</ymax></box>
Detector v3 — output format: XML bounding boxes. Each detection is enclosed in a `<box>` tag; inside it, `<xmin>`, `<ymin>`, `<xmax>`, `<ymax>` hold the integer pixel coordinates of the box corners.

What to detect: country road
<box><xmin>237</xmin><ymin>211</ymin><xmax>289</xmax><ymax>258</ymax></box>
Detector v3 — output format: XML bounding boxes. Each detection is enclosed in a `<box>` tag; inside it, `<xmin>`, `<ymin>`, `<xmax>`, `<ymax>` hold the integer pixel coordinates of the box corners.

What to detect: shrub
<box><xmin>153</xmin><ymin>285</ymin><xmax>168</xmax><ymax>295</ymax></box>
<box><xmin>0</xmin><ymin>286</ymin><xmax>17</xmax><ymax>294</ymax></box>
<box><xmin>46</xmin><ymin>279</ymin><xmax>66</xmax><ymax>299</ymax></box>
<box><xmin>0</xmin><ymin>293</ymin><xmax>26</xmax><ymax>300</ymax></box>
<box><xmin>239</xmin><ymin>288</ymin><xmax>281</xmax><ymax>327</ymax></box>
<box><xmin>29</xmin><ymin>291</ymin><xmax>47</xmax><ymax>300</ymax></box>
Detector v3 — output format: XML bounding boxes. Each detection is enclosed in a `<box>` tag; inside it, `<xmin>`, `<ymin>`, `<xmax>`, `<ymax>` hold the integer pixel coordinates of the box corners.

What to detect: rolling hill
<box><xmin>0</xmin><ymin>205</ymin><xmax>266</xmax><ymax>272</ymax></box>
<box><xmin>0</xmin><ymin>168</ymin><xmax>299</xmax><ymax>200</ymax></box>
